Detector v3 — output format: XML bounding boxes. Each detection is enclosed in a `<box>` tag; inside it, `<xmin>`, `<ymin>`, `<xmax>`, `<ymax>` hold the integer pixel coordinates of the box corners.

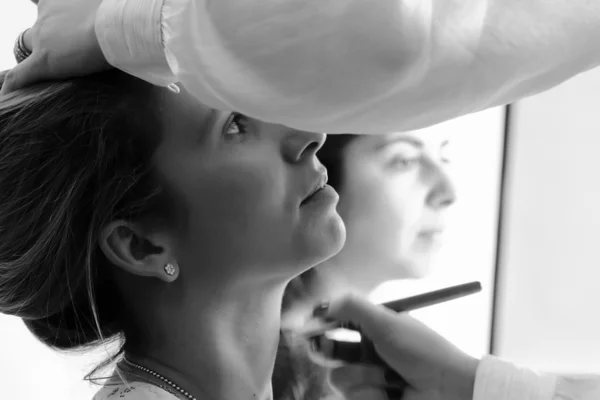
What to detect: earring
<box><xmin>164</xmin><ymin>263</ymin><xmax>176</xmax><ymax>276</ymax></box>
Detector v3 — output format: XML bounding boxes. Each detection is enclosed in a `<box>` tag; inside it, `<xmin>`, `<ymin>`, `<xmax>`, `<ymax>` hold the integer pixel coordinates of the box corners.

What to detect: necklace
<box><xmin>122</xmin><ymin>356</ymin><xmax>197</xmax><ymax>400</ymax></box>
<box><xmin>116</xmin><ymin>368</ymin><xmax>181</xmax><ymax>398</ymax></box>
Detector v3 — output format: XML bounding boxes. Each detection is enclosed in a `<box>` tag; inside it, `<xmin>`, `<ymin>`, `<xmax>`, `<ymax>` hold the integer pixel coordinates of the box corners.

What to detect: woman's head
<box><xmin>317</xmin><ymin>129</ymin><xmax>456</xmax><ymax>292</ymax></box>
<box><xmin>0</xmin><ymin>70</ymin><xmax>344</xmax><ymax>352</ymax></box>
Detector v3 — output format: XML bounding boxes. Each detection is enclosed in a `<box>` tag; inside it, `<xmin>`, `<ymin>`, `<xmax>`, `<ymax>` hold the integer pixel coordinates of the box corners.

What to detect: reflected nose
<box><xmin>282</xmin><ymin>130</ymin><xmax>326</xmax><ymax>164</ymax></box>
<box><xmin>426</xmin><ymin>161</ymin><xmax>456</xmax><ymax>209</ymax></box>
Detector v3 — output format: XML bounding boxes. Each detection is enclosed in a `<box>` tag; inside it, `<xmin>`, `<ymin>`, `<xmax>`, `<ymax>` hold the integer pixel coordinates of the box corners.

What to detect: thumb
<box><xmin>1</xmin><ymin>53</ymin><xmax>48</xmax><ymax>95</ymax></box>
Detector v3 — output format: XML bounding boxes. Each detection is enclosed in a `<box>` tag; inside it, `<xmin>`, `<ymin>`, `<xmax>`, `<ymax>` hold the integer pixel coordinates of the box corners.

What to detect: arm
<box><xmin>475</xmin><ymin>356</ymin><xmax>600</xmax><ymax>400</ymax></box>
<box><xmin>306</xmin><ymin>295</ymin><xmax>600</xmax><ymax>400</ymax></box>
<box><xmin>94</xmin><ymin>0</ymin><xmax>600</xmax><ymax>133</ymax></box>
<box><xmin>96</xmin><ymin>0</ymin><xmax>600</xmax><ymax>133</ymax></box>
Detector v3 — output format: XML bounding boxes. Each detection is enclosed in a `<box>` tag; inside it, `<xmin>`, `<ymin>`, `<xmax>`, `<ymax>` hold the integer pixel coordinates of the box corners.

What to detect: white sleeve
<box><xmin>95</xmin><ymin>0</ymin><xmax>600</xmax><ymax>133</ymax></box>
<box><xmin>474</xmin><ymin>356</ymin><xmax>600</xmax><ymax>400</ymax></box>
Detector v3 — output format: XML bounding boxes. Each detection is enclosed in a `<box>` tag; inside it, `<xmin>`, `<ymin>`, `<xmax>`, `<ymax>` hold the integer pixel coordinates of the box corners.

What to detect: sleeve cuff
<box><xmin>474</xmin><ymin>355</ymin><xmax>557</xmax><ymax>400</ymax></box>
<box><xmin>95</xmin><ymin>0</ymin><xmax>176</xmax><ymax>86</ymax></box>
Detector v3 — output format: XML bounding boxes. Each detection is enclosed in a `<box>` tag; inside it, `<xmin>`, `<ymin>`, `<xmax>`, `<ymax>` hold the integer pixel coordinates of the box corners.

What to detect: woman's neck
<box><xmin>124</xmin><ymin>280</ymin><xmax>287</xmax><ymax>400</ymax></box>
<box><xmin>280</xmin><ymin>263</ymin><xmax>360</xmax><ymax>331</ymax></box>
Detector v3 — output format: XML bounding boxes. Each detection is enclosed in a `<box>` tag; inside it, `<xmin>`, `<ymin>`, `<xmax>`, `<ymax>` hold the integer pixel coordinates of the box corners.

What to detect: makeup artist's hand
<box><xmin>1</xmin><ymin>0</ymin><xmax>109</xmax><ymax>95</ymax></box>
<box><xmin>314</xmin><ymin>295</ymin><xmax>479</xmax><ymax>400</ymax></box>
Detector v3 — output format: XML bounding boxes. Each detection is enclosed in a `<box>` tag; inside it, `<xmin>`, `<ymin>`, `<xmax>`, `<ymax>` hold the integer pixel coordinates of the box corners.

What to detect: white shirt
<box><xmin>474</xmin><ymin>356</ymin><xmax>600</xmax><ymax>400</ymax></box>
<box><xmin>94</xmin><ymin>0</ymin><xmax>600</xmax><ymax>134</ymax></box>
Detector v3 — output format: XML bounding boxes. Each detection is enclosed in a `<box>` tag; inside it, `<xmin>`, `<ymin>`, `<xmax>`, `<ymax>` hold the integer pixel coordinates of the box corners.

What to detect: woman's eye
<box><xmin>387</xmin><ymin>156</ymin><xmax>419</xmax><ymax>171</ymax></box>
<box><xmin>440</xmin><ymin>146</ymin><xmax>452</xmax><ymax>164</ymax></box>
<box><xmin>223</xmin><ymin>112</ymin><xmax>248</xmax><ymax>139</ymax></box>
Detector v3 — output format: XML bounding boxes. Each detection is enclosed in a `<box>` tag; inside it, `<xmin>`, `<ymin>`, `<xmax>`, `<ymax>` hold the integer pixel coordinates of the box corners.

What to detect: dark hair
<box><xmin>0</xmin><ymin>71</ymin><xmax>174</xmax><ymax>376</ymax></box>
<box><xmin>317</xmin><ymin>134</ymin><xmax>358</xmax><ymax>192</ymax></box>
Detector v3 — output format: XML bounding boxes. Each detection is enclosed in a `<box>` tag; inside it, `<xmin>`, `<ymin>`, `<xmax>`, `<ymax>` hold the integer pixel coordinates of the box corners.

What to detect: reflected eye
<box><xmin>222</xmin><ymin>112</ymin><xmax>248</xmax><ymax>140</ymax></box>
<box><xmin>387</xmin><ymin>156</ymin><xmax>419</xmax><ymax>170</ymax></box>
<box><xmin>382</xmin><ymin>141</ymin><xmax>421</xmax><ymax>171</ymax></box>
<box><xmin>440</xmin><ymin>142</ymin><xmax>452</xmax><ymax>164</ymax></box>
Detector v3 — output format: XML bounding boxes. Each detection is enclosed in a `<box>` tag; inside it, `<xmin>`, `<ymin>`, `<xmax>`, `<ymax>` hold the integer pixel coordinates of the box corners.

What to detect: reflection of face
<box><xmin>334</xmin><ymin>130</ymin><xmax>455</xmax><ymax>288</ymax></box>
<box><xmin>152</xmin><ymin>88</ymin><xmax>345</xmax><ymax>285</ymax></box>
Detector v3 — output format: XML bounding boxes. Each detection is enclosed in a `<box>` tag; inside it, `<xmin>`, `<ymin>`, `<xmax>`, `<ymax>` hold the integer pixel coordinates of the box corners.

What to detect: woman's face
<box><xmin>334</xmin><ymin>129</ymin><xmax>455</xmax><ymax>287</ymax></box>
<box><xmin>153</xmin><ymin>88</ymin><xmax>345</xmax><ymax>285</ymax></box>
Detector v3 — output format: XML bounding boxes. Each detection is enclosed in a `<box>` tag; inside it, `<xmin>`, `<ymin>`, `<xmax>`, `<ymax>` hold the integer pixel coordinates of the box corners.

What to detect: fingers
<box><xmin>323</xmin><ymin>294</ymin><xmax>402</xmax><ymax>342</ymax></box>
<box><xmin>330</xmin><ymin>364</ymin><xmax>388</xmax><ymax>391</ymax></box>
<box><xmin>329</xmin><ymin>364</ymin><xmax>408</xmax><ymax>400</ymax></box>
<box><xmin>312</xmin><ymin>336</ymin><xmax>408</xmax><ymax>391</ymax></box>
<box><xmin>312</xmin><ymin>336</ymin><xmax>382</xmax><ymax>365</ymax></box>
<box><xmin>0</xmin><ymin>53</ymin><xmax>47</xmax><ymax>95</ymax></box>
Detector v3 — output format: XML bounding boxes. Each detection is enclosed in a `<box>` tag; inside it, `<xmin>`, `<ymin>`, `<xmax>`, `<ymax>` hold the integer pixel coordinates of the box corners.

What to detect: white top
<box><xmin>474</xmin><ymin>356</ymin><xmax>600</xmax><ymax>400</ymax></box>
<box><xmin>94</xmin><ymin>0</ymin><xmax>600</xmax><ymax>133</ymax></box>
<box><xmin>91</xmin><ymin>356</ymin><xmax>600</xmax><ymax>400</ymax></box>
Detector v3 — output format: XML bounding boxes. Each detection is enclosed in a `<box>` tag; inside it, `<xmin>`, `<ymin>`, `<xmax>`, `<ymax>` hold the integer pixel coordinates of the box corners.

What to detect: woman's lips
<box><xmin>300</xmin><ymin>187</ymin><xmax>323</xmax><ymax>206</ymax></box>
<box><xmin>300</xmin><ymin>184</ymin><xmax>339</xmax><ymax>208</ymax></box>
<box><xmin>301</xmin><ymin>172</ymin><xmax>328</xmax><ymax>206</ymax></box>
<box><xmin>417</xmin><ymin>228</ymin><xmax>444</xmax><ymax>239</ymax></box>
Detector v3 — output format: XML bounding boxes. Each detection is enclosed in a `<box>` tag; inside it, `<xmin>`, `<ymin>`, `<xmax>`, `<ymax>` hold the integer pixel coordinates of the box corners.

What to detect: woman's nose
<box><xmin>426</xmin><ymin>162</ymin><xmax>456</xmax><ymax>209</ymax></box>
<box><xmin>282</xmin><ymin>130</ymin><xmax>326</xmax><ymax>164</ymax></box>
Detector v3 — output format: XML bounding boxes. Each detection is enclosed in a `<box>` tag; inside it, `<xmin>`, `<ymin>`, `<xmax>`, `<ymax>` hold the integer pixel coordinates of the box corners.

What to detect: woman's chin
<box><xmin>320</xmin><ymin>213</ymin><xmax>347</xmax><ymax>259</ymax></box>
<box><xmin>298</xmin><ymin>213</ymin><xmax>347</xmax><ymax>269</ymax></box>
<box><xmin>400</xmin><ymin>256</ymin><xmax>435</xmax><ymax>279</ymax></box>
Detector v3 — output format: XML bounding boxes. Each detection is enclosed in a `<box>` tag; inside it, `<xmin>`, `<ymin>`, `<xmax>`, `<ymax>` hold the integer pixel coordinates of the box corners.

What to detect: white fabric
<box><xmin>95</xmin><ymin>0</ymin><xmax>600</xmax><ymax>133</ymax></box>
<box><xmin>474</xmin><ymin>356</ymin><xmax>600</xmax><ymax>400</ymax></box>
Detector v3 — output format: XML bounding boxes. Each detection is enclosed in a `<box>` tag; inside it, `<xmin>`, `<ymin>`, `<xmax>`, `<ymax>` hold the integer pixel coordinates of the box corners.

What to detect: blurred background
<box><xmin>2</xmin><ymin>1</ymin><xmax>600</xmax><ymax>399</ymax></box>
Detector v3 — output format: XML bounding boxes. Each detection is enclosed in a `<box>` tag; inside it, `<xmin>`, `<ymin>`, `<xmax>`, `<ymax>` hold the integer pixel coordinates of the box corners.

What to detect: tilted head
<box><xmin>0</xmin><ymin>70</ymin><xmax>345</xmax><ymax>360</ymax></box>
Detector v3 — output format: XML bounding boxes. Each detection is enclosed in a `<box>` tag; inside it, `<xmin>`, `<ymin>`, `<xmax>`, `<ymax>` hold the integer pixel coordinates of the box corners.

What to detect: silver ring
<box><xmin>13</xmin><ymin>29</ymin><xmax>32</xmax><ymax>64</ymax></box>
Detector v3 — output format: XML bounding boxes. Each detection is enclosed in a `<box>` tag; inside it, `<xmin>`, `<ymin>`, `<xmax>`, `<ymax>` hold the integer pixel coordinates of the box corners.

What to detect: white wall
<box><xmin>495</xmin><ymin>67</ymin><xmax>600</xmax><ymax>373</ymax></box>
<box><xmin>0</xmin><ymin>1</ymin><xmax>35</xmax><ymax>71</ymax></box>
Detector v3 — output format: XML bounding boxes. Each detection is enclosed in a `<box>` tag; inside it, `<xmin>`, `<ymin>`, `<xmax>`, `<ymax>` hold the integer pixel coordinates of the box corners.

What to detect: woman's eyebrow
<box><xmin>374</xmin><ymin>136</ymin><xmax>423</xmax><ymax>152</ymax></box>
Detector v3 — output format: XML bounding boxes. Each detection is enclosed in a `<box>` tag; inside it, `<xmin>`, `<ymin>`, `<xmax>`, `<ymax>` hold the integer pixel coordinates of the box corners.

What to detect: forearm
<box><xmin>94</xmin><ymin>0</ymin><xmax>600</xmax><ymax>133</ymax></box>
<box><xmin>95</xmin><ymin>0</ymin><xmax>175</xmax><ymax>86</ymax></box>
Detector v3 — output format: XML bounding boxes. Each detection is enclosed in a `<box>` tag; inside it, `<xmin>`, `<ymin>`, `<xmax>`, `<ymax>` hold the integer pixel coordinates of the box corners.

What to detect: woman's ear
<box><xmin>99</xmin><ymin>220</ymin><xmax>179</xmax><ymax>282</ymax></box>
